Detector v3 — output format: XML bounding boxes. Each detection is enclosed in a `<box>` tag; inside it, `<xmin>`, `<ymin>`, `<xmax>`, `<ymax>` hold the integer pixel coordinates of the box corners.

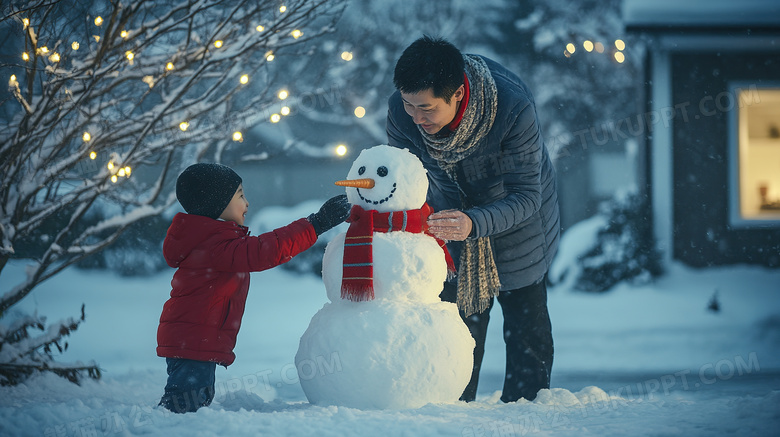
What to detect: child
<box><xmin>157</xmin><ymin>162</ymin><xmax>350</xmax><ymax>413</ymax></box>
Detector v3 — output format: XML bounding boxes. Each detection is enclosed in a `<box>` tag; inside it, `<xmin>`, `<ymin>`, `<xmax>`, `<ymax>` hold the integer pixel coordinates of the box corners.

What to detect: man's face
<box><xmin>400</xmin><ymin>86</ymin><xmax>464</xmax><ymax>135</ymax></box>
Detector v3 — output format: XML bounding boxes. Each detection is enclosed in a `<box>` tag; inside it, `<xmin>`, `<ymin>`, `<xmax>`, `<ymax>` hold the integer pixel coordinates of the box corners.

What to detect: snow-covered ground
<box><xmin>2</xmin><ymin>211</ymin><xmax>779</xmax><ymax>436</ymax></box>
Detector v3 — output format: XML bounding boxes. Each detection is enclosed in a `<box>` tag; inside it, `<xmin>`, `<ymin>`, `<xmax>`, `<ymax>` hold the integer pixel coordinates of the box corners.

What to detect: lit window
<box><xmin>730</xmin><ymin>84</ymin><xmax>780</xmax><ymax>225</ymax></box>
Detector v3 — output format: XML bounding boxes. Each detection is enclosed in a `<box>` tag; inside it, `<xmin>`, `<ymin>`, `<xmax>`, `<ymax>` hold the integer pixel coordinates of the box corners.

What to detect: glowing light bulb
<box><xmin>281</xmin><ymin>106</ymin><xmax>290</xmax><ymax>116</ymax></box>
<box><xmin>277</xmin><ymin>89</ymin><xmax>289</xmax><ymax>100</ymax></box>
<box><xmin>615</xmin><ymin>39</ymin><xmax>626</xmax><ymax>51</ymax></box>
<box><xmin>89</xmin><ymin>151</ymin><xmax>97</xmax><ymax>160</ymax></box>
<box><xmin>291</xmin><ymin>29</ymin><xmax>303</xmax><ymax>39</ymax></box>
<box><xmin>266</xmin><ymin>52</ymin><xmax>275</xmax><ymax>62</ymax></box>
<box><xmin>49</xmin><ymin>53</ymin><xmax>60</xmax><ymax>63</ymax></box>
<box><xmin>9</xmin><ymin>75</ymin><xmax>17</xmax><ymax>84</ymax></box>
<box><xmin>37</xmin><ymin>46</ymin><xmax>49</xmax><ymax>55</ymax></box>
<box><xmin>232</xmin><ymin>131</ymin><xmax>243</xmax><ymax>142</ymax></box>
<box><xmin>125</xmin><ymin>51</ymin><xmax>134</xmax><ymax>61</ymax></box>
<box><xmin>335</xmin><ymin>144</ymin><xmax>347</xmax><ymax>156</ymax></box>
<box><xmin>22</xmin><ymin>18</ymin><xmax>29</xmax><ymax>29</ymax></box>
<box><xmin>239</xmin><ymin>74</ymin><xmax>249</xmax><ymax>84</ymax></box>
<box><xmin>83</xmin><ymin>132</ymin><xmax>91</xmax><ymax>142</ymax></box>
<box><xmin>120</xmin><ymin>30</ymin><xmax>128</xmax><ymax>39</ymax></box>
<box><xmin>118</xmin><ymin>168</ymin><xmax>126</xmax><ymax>177</ymax></box>
<box><xmin>94</xmin><ymin>16</ymin><xmax>103</xmax><ymax>26</ymax></box>
<box><xmin>124</xmin><ymin>166</ymin><xmax>132</xmax><ymax>176</ymax></box>
<box><xmin>279</xmin><ymin>5</ymin><xmax>287</xmax><ymax>13</ymax></box>
<box><xmin>341</xmin><ymin>51</ymin><xmax>353</xmax><ymax>61</ymax></box>
<box><xmin>214</xmin><ymin>40</ymin><xmax>223</xmax><ymax>48</ymax></box>
<box><xmin>72</xmin><ymin>41</ymin><xmax>80</xmax><ymax>50</ymax></box>
<box><xmin>22</xmin><ymin>52</ymin><xmax>29</xmax><ymax>61</ymax></box>
<box><xmin>566</xmin><ymin>43</ymin><xmax>576</xmax><ymax>54</ymax></box>
<box><xmin>107</xmin><ymin>161</ymin><xmax>114</xmax><ymax>170</ymax></box>
<box><xmin>256</xmin><ymin>25</ymin><xmax>265</xmax><ymax>32</ymax></box>
<box><xmin>354</xmin><ymin>106</ymin><xmax>366</xmax><ymax>118</ymax></box>
<box><xmin>111</xmin><ymin>175</ymin><xmax>118</xmax><ymax>183</ymax></box>
<box><xmin>166</xmin><ymin>62</ymin><xmax>174</xmax><ymax>70</ymax></box>
<box><xmin>270</xmin><ymin>113</ymin><xmax>281</xmax><ymax>123</ymax></box>
<box><xmin>614</xmin><ymin>52</ymin><xmax>625</xmax><ymax>63</ymax></box>
<box><xmin>583</xmin><ymin>40</ymin><xmax>594</xmax><ymax>52</ymax></box>
<box><xmin>179</xmin><ymin>121</ymin><xmax>189</xmax><ymax>131</ymax></box>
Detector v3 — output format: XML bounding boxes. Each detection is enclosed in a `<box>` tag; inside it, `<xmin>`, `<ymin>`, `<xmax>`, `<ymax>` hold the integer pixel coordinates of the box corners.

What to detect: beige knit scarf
<box><xmin>417</xmin><ymin>55</ymin><xmax>501</xmax><ymax>317</ymax></box>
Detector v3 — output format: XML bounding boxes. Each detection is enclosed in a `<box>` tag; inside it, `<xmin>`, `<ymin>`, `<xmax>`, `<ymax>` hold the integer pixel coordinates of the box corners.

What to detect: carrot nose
<box><xmin>335</xmin><ymin>178</ymin><xmax>375</xmax><ymax>189</ymax></box>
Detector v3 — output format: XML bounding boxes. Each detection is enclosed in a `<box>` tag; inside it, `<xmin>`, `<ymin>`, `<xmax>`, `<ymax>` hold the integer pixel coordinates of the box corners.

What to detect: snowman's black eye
<box><xmin>358</xmin><ymin>166</ymin><xmax>366</xmax><ymax>175</ymax></box>
<box><xmin>377</xmin><ymin>166</ymin><xmax>388</xmax><ymax>177</ymax></box>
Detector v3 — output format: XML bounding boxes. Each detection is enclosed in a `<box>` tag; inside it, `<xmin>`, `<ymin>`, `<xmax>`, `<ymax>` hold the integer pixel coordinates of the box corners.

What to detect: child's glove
<box><xmin>307</xmin><ymin>194</ymin><xmax>351</xmax><ymax>236</ymax></box>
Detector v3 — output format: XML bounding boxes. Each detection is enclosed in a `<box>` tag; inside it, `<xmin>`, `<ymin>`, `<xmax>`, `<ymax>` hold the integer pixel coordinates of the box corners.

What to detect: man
<box><xmin>386</xmin><ymin>36</ymin><xmax>560</xmax><ymax>402</ymax></box>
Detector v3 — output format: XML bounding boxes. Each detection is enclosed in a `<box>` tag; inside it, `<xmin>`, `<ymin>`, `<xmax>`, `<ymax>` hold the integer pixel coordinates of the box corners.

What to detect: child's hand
<box><xmin>307</xmin><ymin>195</ymin><xmax>351</xmax><ymax>236</ymax></box>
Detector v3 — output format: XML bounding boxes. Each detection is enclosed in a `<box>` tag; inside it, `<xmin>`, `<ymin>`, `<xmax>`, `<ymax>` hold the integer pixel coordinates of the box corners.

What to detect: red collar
<box><xmin>446</xmin><ymin>73</ymin><xmax>470</xmax><ymax>132</ymax></box>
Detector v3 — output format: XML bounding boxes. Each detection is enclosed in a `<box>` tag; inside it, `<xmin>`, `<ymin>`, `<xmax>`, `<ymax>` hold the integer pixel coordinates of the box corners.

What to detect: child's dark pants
<box><xmin>158</xmin><ymin>358</ymin><xmax>216</xmax><ymax>413</ymax></box>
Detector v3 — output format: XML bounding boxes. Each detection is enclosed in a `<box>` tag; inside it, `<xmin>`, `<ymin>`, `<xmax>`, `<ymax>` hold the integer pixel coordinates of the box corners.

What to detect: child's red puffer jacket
<box><xmin>157</xmin><ymin>212</ymin><xmax>316</xmax><ymax>366</ymax></box>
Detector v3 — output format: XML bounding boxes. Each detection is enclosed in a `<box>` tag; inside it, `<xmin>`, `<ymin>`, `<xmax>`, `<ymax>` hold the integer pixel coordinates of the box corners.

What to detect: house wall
<box><xmin>671</xmin><ymin>52</ymin><xmax>780</xmax><ymax>267</ymax></box>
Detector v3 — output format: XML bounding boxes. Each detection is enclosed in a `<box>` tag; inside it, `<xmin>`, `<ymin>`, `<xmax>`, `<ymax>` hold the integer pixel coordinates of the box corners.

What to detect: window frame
<box><xmin>728</xmin><ymin>81</ymin><xmax>780</xmax><ymax>229</ymax></box>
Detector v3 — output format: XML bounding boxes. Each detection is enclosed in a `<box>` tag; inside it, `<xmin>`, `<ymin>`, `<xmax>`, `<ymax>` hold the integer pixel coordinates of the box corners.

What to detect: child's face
<box><xmin>219</xmin><ymin>184</ymin><xmax>249</xmax><ymax>226</ymax></box>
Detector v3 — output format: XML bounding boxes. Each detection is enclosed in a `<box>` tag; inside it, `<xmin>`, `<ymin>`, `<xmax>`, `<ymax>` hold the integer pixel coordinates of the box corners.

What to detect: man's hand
<box><xmin>427</xmin><ymin>209</ymin><xmax>473</xmax><ymax>241</ymax></box>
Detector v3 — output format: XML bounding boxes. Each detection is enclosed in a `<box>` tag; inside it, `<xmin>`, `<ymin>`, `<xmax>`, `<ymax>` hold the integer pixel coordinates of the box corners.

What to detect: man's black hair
<box><xmin>393</xmin><ymin>35</ymin><xmax>465</xmax><ymax>103</ymax></box>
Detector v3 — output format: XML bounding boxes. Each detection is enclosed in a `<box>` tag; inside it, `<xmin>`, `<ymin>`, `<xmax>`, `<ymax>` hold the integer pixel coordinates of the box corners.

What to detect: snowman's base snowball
<box><xmin>295</xmin><ymin>300</ymin><xmax>474</xmax><ymax>410</ymax></box>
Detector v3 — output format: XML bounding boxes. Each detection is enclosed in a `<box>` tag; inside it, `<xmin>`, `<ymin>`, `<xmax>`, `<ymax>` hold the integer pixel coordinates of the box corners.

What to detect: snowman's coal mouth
<box><xmin>358</xmin><ymin>183</ymin><xmax>396</xmax><ymax>205</ymax></box>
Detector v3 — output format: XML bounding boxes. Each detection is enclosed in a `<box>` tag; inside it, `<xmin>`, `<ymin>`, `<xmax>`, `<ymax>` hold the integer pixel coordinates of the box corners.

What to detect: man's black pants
<box><xmin>441</xmin><ymin>276</ymin><xmax>553</xmax><ymax>402</ymax></box>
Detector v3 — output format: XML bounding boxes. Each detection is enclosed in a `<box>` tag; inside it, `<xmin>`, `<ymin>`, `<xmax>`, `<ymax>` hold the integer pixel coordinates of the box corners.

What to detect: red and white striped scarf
<box><xmin>341</xmin><ymin>203</ymin><xmax>456</xmax><ymax>302</ymax></box>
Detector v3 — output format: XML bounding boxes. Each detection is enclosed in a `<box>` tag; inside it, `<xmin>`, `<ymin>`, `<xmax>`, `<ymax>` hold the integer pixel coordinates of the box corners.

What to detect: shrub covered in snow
<box><xmin>74</xmin><ymin>212</ymin><xmax>170</xmax><ymax>277</ymax></box>
<box><xmin>551</xmin><ymin>191</ymin><xmax>663</xmax><ymax>292</ymax></box>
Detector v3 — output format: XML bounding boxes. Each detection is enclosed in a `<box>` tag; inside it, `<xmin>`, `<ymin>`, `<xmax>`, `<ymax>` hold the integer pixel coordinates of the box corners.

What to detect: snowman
<box><xmin>295</xmin><ymin>145</ymin><xmax>475</xmax><ymax>410</ymax></box>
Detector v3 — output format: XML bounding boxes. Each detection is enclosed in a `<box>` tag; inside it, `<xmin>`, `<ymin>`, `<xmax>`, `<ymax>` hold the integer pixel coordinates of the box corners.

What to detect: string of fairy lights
<box><xmin>564</xmin><ymin>38</ymin><xmax>627</xmax><ymax>63</ymax></box>
<box><xmin>9</xmin><ymin>4</ymin><xmax>363</xmax><ymax>184</ymax></box>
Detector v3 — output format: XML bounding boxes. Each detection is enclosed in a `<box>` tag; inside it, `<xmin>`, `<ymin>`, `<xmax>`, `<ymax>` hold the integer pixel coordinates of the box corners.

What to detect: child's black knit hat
<box><xmin>176</xmin><ymin>163</ymin><xmax>242</xmax><ymax>219</ymax></box>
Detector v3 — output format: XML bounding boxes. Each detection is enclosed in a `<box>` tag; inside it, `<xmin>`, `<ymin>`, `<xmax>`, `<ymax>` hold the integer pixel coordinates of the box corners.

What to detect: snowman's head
<box><xmin>337</xmin><ymin>145</ymin><xmax>428</xmax><ymax>212</ymax></box>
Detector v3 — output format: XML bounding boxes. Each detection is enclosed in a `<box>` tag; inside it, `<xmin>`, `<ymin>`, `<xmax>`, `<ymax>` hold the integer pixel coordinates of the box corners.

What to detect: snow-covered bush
<box><xmin>12</xmin><ymin>198</ymin><xmax>170</xmax><ymax>277</ymax></box>
<box><xmin>551</xmin><ymin>191</ymin><xmax>663</xmax><ymax>292</ymax></box>
<box><xmin>576</xmin><ymin>192</ymin><xmax>663</xmax><ymax>291</ymax></box>
<box><xmin>75</xmin><ymin>213</ymin><xmax>170</xmax><ymax>277</ymax></box>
